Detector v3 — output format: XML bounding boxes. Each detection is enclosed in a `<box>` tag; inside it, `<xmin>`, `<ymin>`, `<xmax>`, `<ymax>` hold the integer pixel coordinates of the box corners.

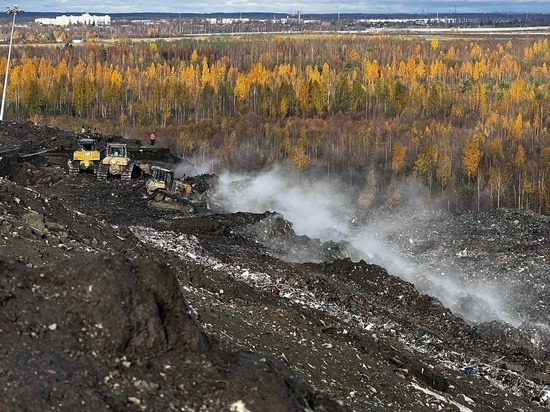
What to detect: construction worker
<box><xmin>150</xmin><ymin>131</ymin><xmax>157</xmax><ymax>146</ymax></box>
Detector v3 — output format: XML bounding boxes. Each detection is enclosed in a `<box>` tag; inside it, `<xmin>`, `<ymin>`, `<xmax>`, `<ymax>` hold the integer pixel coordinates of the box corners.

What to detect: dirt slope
<box><xmin>0</xmin><ymin>121</ymin><xmax>549</xmax><ymax>411</ymax></box>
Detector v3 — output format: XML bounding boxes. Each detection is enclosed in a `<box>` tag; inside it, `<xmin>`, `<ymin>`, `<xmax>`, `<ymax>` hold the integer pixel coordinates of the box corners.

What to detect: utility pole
<box><xmin>1</xmin><ymin>5</ymin><xmax>23</xmax><ymax>122</ymax></box>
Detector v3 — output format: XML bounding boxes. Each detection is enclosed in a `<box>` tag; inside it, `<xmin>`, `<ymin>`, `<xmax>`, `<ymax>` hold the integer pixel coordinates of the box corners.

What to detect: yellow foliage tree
<box><xmin>470</xmin><ymin>42</ymin><xmax>483</xmax><ymax>60</ymax></box>
<box><xmin>147</xmin><ymin>62</ymin><xmax>157</xmax><ymax>79</ymax></box>
<box><xmin>509</xmin><ymin>79</ymin><xmax>525</xmax><ymax>103</ymax></box>
<box><xmin>462</xmin><ymin>129</ymin><xmax>484</xmax><ymax>182</ymax></box>
<box><xmin>413</xmin><ymin>146</ymin><xmax>437</xmax><ymax>190</ymax></box>
<box><xmin>509</xmin><ymin>113</ymin><xmax>523</xmax><ymax>140</ymax></box>
<box><xmin>289</xmin><ymin>145</ymin><xmax>309</xmax><ymax>172</ymax></box>
<box><xmin>179</xmin><ymin>130</ymin><xmax>194</xmax><ymax>157</ymax></box>
<box><xmin>234</xmin><ymin>73</ymin><xmax>249</xmax><ymax>102</ymax></box>
<box><xmin>201</xmin><ymin>58</ymin><xmax>211</xmax><ymax>87</ymax></box>
<box><xmin>348</xmin><ymin>48</ymin><xmax>359</xmax><ymax>61</ymax></box>
<box><xmin>391</xmin><ymin>142</ymin><xmax>406</xmax><ymax>174</ymax></box>
<box><xmin>515</xmin><ymin>144</ymin><xmax>526</xmax><ymax>168</ymax></box>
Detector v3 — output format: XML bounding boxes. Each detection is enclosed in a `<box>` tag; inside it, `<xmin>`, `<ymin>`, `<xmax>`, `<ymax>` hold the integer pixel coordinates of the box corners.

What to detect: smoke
<box><xmin>349</xmin><ymin>216</ymin><xmax>521</xmax><ymax>326</ymax></box>
<box><xmin>214</xmin><ymin>166</ymin><xmax>353</xmax><ymax>242</ymax></box>
<box><xmin>173</xmin><ymin>156</ymin><xmax>219</xmax><ymax>178</ymax></box>
<box><xmin>198</xmin><ymin>161</ymin><xmax>523</xmax><ymax>326</ymax></box>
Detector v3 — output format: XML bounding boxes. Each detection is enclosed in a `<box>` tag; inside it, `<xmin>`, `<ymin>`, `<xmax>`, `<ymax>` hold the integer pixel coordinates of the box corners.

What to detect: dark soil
<box><xmin>0</xmin><ymin>121</ymin><xmax>549</xmax><ymax>411</ymax></box>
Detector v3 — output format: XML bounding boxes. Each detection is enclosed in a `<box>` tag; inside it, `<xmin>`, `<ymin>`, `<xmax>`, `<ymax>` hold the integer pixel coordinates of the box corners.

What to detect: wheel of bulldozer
<box><xmin>154</xmin><ymin>192</ymin><xmax>165</xmax><ymax>202</ymax></box>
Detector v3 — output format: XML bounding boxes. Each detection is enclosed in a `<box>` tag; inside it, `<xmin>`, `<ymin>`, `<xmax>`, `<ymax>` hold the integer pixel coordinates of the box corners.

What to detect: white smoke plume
<box><xmin>173</xmin><ymin>156</ymin><xmax>219</xmax><ymax>177</ymax></box>
<box><xmin>194</xmin><ymin>161</ymin><xmax>523</xmax><ymax>326</ymax></box>
<box><xmin>214</xmin><ymin>166</ymin><xmax>353</xmax><ymax>242</ymax></box>
<box><xmin>350</xmin><ymin>227</ymin><xmax>520</xmax><ymax>326</ymax></box>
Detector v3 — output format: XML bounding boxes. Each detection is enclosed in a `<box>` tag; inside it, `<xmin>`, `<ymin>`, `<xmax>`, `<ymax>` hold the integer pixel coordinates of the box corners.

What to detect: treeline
<box><xmin>2</xmin><ymin>34</ymin><xmax>550</xmax><ymax>213</ymax></box>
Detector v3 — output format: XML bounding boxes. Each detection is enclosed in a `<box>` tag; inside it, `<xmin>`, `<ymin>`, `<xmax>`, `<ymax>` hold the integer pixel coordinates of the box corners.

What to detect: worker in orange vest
<box><xmin>150</xmin><ymin>131</ymin><xmax>157</xmax><ymax>146</ymax></box>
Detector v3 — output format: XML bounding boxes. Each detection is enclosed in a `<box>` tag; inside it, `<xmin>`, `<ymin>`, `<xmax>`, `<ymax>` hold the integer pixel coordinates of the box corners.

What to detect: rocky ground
<box><xmin>0</xmin><ymin>121</ymin><xmax>549</xmax><ymax>411</ymax></box>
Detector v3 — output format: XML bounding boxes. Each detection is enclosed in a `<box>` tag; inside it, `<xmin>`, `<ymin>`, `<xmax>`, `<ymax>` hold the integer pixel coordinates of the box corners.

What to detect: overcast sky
<box><xmin>20</xmin><ymin>1</ymin><xmax>550</xmax><ymax>15</ymax></box>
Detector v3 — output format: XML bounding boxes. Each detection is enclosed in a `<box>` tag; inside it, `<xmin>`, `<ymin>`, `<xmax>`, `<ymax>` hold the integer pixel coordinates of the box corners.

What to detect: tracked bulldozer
<box><xmin>96</xmin><ymin>143</ymin><xmax>136</xmax><ymax>180</ymax></box>
<box><xmin>146</xmin><ymin>166</ymin><xmax>207</xmax><ymax>213</ymax></box>
<box><xmin>67</xmin><ymin>138</ymin><xmax>101</xmax><ymax>175</ymax></box>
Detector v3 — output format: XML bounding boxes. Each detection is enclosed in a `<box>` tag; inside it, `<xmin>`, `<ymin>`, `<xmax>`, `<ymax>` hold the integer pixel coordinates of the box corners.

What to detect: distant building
<box><xmin>35</xmin><ymin>13</ymin><xmax>111</xmax><ymax>26</ymax></box>
<box><xmin>205</xmin><ymin>17</ymin><xmax>250</xmax><ymax>25</ymax></box>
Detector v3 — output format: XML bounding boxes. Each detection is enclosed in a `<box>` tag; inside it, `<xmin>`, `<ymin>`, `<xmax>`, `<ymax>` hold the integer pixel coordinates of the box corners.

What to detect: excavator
<box><xmin>67</xmin><ymin>138</ymin><xmax>101</xmax><ymax>175</ymax></box>
<box><xmin>96</xmin><ymin>143</ymin><xmax>136</xmax><ymax>180</ymax></box>
<box><xmin>145</xmin><ymin>165</ymin><xmax>209</xmax><ymax>213</ymax></box>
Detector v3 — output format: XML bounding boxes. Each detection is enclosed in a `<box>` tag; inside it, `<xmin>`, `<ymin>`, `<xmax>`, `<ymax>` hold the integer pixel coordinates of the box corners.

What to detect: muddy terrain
<box><xmin>0</xmin><ymin>121</ymin><xmax>549</xmax><ymax>411</ymax></box>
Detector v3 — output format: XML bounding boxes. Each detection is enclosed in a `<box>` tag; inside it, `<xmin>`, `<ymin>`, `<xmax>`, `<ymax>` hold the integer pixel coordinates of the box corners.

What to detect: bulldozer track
<box><xmin>96</xmin><ymin>164</ymin><xmax>109</xmax><ymax>179</ymax></box>
<box><xmin>67</xmin><ymin>160</ymin><xmax>80</xmax><ymax>175</ymax></box>
<box><xmin>121</xmin><ymin>164</ymin><xmax>134</xmax><ymax>180</ymax></box>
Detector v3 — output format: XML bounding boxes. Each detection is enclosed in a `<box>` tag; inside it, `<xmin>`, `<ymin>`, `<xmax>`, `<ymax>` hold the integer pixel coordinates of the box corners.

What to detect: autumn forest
<box><xmin>3</xmin><ymin>33</ymin><xmax>550</xmax><ymax>214</ymax></box>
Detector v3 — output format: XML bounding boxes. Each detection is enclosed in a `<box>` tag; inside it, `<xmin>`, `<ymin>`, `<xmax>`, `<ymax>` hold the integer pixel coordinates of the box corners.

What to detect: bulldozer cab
<box><xmin>106</xmin><ymin>144</ymin><xmax>127</xmax><ymax>158</ymax></box>
<box><xmin>149</xmin><ymin>166</ymin><xmax>176</xmax><ymax>193</ymax></box>
<box><xmin>78</xmin><ymin>138</ymin><xmax>96</xmax><ymax>152</ymax></box>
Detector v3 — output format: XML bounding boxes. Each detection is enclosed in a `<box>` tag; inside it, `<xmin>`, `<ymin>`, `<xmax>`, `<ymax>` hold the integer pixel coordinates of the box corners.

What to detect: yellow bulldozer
<box><xmin>67</xmin><ymin>138</ymin><xmax>101</xmax><ymax>175</ymax></box>
<box><xmin>96</xmin><ymin>143</ymin><xmax>136</xmax><ymax>180</ymax></box>
<box><xmin>145</xmin><ymin>166</ymin><xmax>204</xmax><ymax>213</ymax></box>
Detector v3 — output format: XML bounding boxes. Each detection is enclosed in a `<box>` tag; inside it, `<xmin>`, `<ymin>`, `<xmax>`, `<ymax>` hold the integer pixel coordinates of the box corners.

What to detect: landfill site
<box><xmin>0</xmin><ymin>121</ymin><xmax>549</xmax><ymax>411</ymax></box>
